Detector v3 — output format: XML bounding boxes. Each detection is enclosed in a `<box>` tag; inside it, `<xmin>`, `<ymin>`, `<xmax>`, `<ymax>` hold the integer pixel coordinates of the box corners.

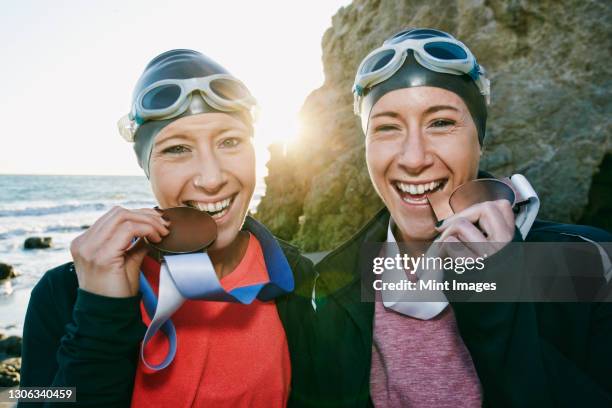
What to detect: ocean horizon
<box><xmin>0</xmin><ymin>174</ymin><xmax>266</xmax><ymax>336</ymax></box>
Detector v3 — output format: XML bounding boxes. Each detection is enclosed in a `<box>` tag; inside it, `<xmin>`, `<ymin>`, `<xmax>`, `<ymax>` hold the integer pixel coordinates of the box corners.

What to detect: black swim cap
<box><xmin>131</xmin><ymin>49</ymin><xmax>252</xmax><ymax>177</ymax></box>
<box><xmin>361</xmin><ymin>51</ymin><xmax>487</xmax><ymax>145</ymax></box>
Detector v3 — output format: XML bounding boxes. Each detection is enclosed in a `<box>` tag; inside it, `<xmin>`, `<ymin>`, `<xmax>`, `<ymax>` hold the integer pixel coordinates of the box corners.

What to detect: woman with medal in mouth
<box><xmin>310</xmin><ymin>28</ymin><xmax>612</xmax><ymax>407</ymax></box>
<box><xmin>19</xmin><ymin>49</ymin><xmax>316</xmax><ymax>407</ymax></box>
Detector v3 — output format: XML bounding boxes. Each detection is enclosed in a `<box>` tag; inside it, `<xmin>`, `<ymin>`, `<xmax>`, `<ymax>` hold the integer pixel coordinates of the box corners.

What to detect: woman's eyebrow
<box><xmin>370</xmin><ymin>111</ymin><xmax>400</xmax><ymax>120</ymax></box>
<box><xmin>423</xmin><ymin>105</ymin><xmax>460</xmax><ymax>115</ymax></box>
<box><xmin>216</xmin><ymin>126</ymin><xmax>239</xmax><ymax>135</ymax></box>
<box><xmin>155</xmin><ymin>133</ymin><xmax>193</xmax><ymax>147</ymax></box>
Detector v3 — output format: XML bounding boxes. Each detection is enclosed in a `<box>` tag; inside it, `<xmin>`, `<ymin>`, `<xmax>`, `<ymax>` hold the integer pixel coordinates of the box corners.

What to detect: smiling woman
<box><xmin>310</xmin><ymin>27</ymin><xmax>612</xmax><ymax>408</ymax></box>
<box><xmin>366</xmin><ymin>87</ymin><xmax>481</xmax><ymax>242</ymax></box>
<box><xmin>18</xmin><ymin>49</ymin><xmax>317</xmax><ymax>407</ymax></box>
<box><xmin>149</xmin><ymin>113</ymin><xmax>256</xmax><ymax>256</ymax></box>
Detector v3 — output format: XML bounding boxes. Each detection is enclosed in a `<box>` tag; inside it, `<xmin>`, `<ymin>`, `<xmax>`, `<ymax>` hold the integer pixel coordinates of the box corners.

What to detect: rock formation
<box><xmin>257</xmin><ymin>0</ymin><xmax>612</xmax><ymax>251</ymax></box>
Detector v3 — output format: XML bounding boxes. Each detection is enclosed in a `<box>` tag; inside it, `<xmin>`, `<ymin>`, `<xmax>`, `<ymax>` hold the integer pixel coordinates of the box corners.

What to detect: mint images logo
<box><xmin>371</xmin><ymin>278</ymin><xmax>497</xmax><ymax>293</ymax></box>
<box><xmin>370</xmin><ymin>253</ymin><xmax>496</xmax><ymax>295</ymax></box>
<box><xmin>360</xmin><ymin>241</ymin><xmax>612</xmax><ymax>303</ymax></box>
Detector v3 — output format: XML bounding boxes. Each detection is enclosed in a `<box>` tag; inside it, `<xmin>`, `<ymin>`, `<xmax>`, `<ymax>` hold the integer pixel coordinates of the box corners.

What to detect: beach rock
<box><xmin>81</xmin><ymin>224</ymin><xmax>90</xmax><ymax>229</ymax></box>
<box><xmin>0</xmin><ymin>335</ymin><xmax>22</xmax><ymax>357</ymax></box>
<box><xmin>0</xmin><ymin>357</ymin><xmax>20</xmax><ymax>387</ymax></box>
<box><xmin>257</xmin><ymin>0</ymin><xmax>612</xmax><ymax>251</ymax></box>
<box><xmin>0</xmin><ymin>333</ymin><xmax>21</xmax><ymax>386</ymax></box>
<box><xmin>24</xmin><ymin>236</ymin><xmax>52</xmax><ymax>249</ymax></box>
<box><xmin>0</xmin><ymin>263</ymin><xmax>16</xmax><ymax>280</ymax></box>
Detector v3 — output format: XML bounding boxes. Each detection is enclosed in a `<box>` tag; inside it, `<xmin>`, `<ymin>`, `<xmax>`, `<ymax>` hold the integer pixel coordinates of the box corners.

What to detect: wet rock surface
<box><xmin>0</xmin><ymin>264</ymin><xmax>17</xmax><ymax>280</ymax></box>
<box><xmin>24</xmin><ymin>236</ymin><xmax>52</xmax><ymax>249</ymax></box>
<box><xmin>0</xmin><ymin>334</ymin><xmax>21</xmax><ymax>387</ymax></box>
<box><xmin>0</xmin><ymin>357</ymin><xmax>20</xmax><ymax>387</ymax></box>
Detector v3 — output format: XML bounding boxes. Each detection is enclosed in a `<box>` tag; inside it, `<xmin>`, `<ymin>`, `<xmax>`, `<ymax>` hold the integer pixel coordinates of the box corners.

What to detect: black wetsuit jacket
<box><xmin>19</xmin><ymin>216</ymin><xmax>317</xmax><ymax>407</ymax></box>
<box><xmin>310</xmin><ymin>206</ymin><xmax>612</xmax><ymax>407</ymax></box>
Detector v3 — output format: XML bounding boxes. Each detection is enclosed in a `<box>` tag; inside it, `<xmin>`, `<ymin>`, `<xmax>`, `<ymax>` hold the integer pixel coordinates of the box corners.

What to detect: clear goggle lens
<box><xmin>140</xmin><ymin>78</ymin><xmax>251</xmax><ymax>111</ymax></box>
<box><xmin>359</xmin><ymin>49</ymin><xmax>396</xmax><ymax>76</ymax></box>
<box><xmin>209</xmin><ymin>77</ymin><xmax>251</xmax><ymax>101</ymax></box>
<box><xmin>423</xmin><ymin>41</ymin><xmax>468</xmax><ymax>60</ymax></box>
<box><xmin>141</xmin><ymin>84</ymin><xmax>182</xmax><ymax>110</ymax></box>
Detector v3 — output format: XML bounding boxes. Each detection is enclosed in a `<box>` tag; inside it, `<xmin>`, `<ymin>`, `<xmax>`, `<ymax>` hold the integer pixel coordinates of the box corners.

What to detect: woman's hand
<box><xmin>435</xmin><ymin>199</ymin><xmax>515</xmax><ymax>258</ymax></box>
<box><xmin>70</xmin><ymin>206</ymin><xmax>170</xmax><ymax>298</ymax></box>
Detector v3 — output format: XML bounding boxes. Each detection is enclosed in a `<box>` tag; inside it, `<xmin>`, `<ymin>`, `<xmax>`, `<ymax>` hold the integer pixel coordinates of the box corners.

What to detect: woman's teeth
<box><xmin>395</xmin><ymin>180</ymin><xmax>445</xmax><ymax>204</ymax></box>
<box><xmin>397</xmin><ymin>180</ymin><xmax>443</xmax><ymax>194</ymax></box>
<box><xmin>209</xmin><ymin>207</ymin><xmax>229</xmax><ymax>219</ymax></box>
<box><xmin>187</xmin><ymin>198</ymin><xmax>233</xmax><ymax>219</ymax></box>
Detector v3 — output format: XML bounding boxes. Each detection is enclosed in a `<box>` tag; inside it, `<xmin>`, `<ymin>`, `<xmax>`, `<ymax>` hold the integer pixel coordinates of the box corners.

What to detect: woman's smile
<box><xmin>184</xmin><ymin>192</ymin><xmax>239</xmax><ymax>222</ymax></box>
<box><xmin>366</xmin><ymin>87</ymin><xmax>480</xmax><ymax>241</ymax></box>
<box><xmin>392</xmin><ymin>178</ymin><xmax>448</xmax><ymax>206</ymax></box>
<box><xmin>149</xmin><ymin>112</ymin><xmax>256</xmax><ymax>251</ymax></box>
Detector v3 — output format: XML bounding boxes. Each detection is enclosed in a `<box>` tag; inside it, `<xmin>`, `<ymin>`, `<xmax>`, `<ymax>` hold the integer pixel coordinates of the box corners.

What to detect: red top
<box><xmin>131</xmin><ymin>233</ymin><xmax>291</xmax><ymax>408</ymax></box>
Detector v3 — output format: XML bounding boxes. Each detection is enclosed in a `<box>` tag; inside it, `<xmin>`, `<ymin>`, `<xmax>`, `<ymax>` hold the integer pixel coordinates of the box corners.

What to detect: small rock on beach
<box><xmin>0</xmin><ymin>264</ymin><xmax>17</xmax><ymax>280</ymax></box>
<box><xmin>23</xmin><ymin>237</ymin><xmax>52</xmax><ymax>249</ymax></box>
<box><xmin>0</xmin><ymin>333</ymin><xmax>21</xmax><ymax>387</ymax></box>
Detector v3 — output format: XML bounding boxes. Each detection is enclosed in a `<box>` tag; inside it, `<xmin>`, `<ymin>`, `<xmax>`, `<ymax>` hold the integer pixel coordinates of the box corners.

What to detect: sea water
<box><xmin>0</xmin><ymin>174</ymin><xmax>265</xmax><ymax>336</ymax></box>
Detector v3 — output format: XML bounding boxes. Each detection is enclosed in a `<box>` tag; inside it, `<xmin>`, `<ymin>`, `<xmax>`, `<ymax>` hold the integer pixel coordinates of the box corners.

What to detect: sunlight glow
<box><xmin>0</xmin><ymin>0</ymin><xmax>351</xmax><ymax>176</ymax></box>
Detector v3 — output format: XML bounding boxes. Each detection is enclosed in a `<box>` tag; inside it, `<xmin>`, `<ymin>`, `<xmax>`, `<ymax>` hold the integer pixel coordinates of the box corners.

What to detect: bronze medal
<box><xmin>428</xmin><ymin>178</ymin><xmax>516</xmax><ymax>222</ymax></box>
<box><xmin>449</xmin><ymin>178</ymin><xmax>516</xmax><ymax>213</ymax></box>
<box><xmin>145</xmin><ymin>206</ymin><xmax>217</xmax><ymax>254</ymax></box>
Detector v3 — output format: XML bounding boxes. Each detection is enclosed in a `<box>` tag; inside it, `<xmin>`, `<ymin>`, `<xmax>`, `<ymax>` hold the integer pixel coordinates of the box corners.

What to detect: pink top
<box><xmin>369</xmin><ymin>301</ymin><xmax>482</xmax><ymax>407</ymax></box>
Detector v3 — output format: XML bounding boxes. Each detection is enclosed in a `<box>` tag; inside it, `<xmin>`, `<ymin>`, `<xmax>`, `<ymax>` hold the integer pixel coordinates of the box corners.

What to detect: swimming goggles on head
<box><xmin>118</xmin><ymin>74</ymin><xmax>257</xmax><ymax>142</ymax></box>
<box><xmin>352</xmin><ymin>28</ymin><xmax>490</xmax><ymax>115</ymax></box>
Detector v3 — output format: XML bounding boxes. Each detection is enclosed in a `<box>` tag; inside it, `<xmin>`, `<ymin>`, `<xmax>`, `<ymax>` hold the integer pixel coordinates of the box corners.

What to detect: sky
<box><xmin>0</xmin><ymin>0</ymin><xmax>351</xmax><ymax>176</ymax></box>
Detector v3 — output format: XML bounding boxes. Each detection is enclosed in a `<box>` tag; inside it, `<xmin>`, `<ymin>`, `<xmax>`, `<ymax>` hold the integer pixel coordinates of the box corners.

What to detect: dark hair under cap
<box><xmin>131</xmin><ymin>49</ymin><xmax>252</xmax><ymax>177</ymax></box>
<box><xmin>361</xmin><ymin>51</ymin><xmax>487</xmax><ymax>145</ymax></box>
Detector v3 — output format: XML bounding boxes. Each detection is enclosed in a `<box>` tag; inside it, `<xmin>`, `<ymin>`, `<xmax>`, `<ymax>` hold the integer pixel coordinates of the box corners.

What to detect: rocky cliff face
<box><xmin>256</xmin><ymin>0</ymin><xmax>612</xmax><ymax>251</ymax></box>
